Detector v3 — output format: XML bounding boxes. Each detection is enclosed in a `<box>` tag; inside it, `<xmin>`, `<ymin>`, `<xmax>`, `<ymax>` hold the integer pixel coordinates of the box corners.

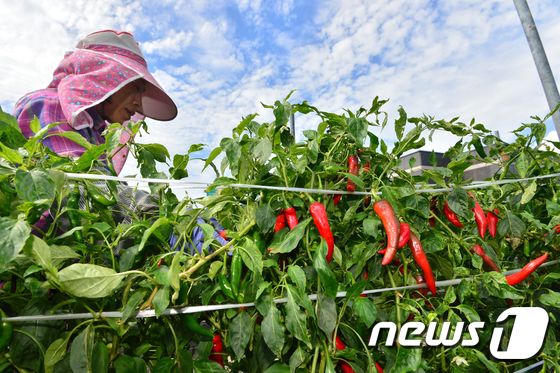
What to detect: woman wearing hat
<box><xmin>13</xmin><ymin>29</ymin><xmax>177</xmax><ymax>175</ymax></box>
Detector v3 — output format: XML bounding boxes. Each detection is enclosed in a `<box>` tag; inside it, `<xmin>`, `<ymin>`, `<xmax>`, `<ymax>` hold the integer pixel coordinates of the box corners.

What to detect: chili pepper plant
<box><xmin>0</xmin><ymin>94</ymin><xmax>558</xmax><ymax>372</ymax></box>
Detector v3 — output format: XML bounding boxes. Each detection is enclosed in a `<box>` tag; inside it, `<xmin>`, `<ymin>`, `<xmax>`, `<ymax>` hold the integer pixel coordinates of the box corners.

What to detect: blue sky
<box><xmin>1</xmin><ymin>0</ymin><xmax>560</xmax><ymax>184</ymax></box>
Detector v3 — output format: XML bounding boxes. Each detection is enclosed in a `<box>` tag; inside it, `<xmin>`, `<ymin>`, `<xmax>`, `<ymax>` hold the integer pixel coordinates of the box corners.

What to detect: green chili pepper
<box><xmin>85</xmin><ymin>182</ymin><xmax>117</xmax><ymax>206</ymax></box>
<box><xmin>67</xmin><ymin>187</ymin><xmax>83</xmax><ymax>242</ymax></box>
<box><xmin>182</xmin><ymin>314</ymin><xmax>213</xmax><ymax>339</ymax></box>
<box><xmin>0</xmin><ymin>310</ymin><xmax>13</xmax><ymax>351</ymax></box>
<box><xmin>231</xmin><ymin>252</ymin><xmax>242</xmax><ymax>298</ymax></box>
<box><xmin>218</xmin><ymin>274</ymin><xmax>235</xmax><ymax>300</ymax></box>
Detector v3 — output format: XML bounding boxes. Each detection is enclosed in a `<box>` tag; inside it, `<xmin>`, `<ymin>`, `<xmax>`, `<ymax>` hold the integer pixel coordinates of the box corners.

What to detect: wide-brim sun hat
<box><xmin>76</xmin><ymin>30</ymin><xmax>178</xmax><ymax>121</ymax></box>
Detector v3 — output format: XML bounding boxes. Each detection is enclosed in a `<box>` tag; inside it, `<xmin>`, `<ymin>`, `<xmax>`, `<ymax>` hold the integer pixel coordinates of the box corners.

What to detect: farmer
<box><xmin>13</xmin><ymin>29</ymin><xmax>177</xmax><ymax>174</ymax></box>
<box><xmin>12</xmin><ymin>30</ymin><xmax>228</xmax><ymax>251</ymax></box>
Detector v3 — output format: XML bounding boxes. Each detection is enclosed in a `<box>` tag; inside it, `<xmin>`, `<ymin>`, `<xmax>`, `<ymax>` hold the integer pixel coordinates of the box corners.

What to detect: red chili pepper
<box><xmin>487</xmin><ymin>209</ymin><xmax>499</xmax><ymax>238</ymax></box>
<box><xmin>443</xmin><ymin>201</ymin><xmax>463</xmax><ymax>228</ymax></box>
<box><xmin>362</xmin><ymin>161</ymin><xmax>371</xmax><ymax>174</ymax></box>
<box><xmin>218</xmin><ymin>230</ymin><xmax>228</xmax><ymax>240</ymax></box>
<box><xmin>335</xmin><ymin>336</ymin><xmax>356</xmax><ymax>373</ymax></box>
<box><xmin>472</xmin><ymin>244</ymin><xmax>500</xmax><ymax>272</ymax></box>
<box><xmin>157</xmin><ymin>258</ymin><xmax>164</xmax><ymax>267</ymax></box>
<box><xmin>471</xmin><ymin>199</ymin><xmax>487</xmax><ymax>239</ymax></box>
<box><xmin>210</xmin><ymin>333</ymin><xmax>224</xmax><ymax>367</ymax></box>
<box><xmin>310</xmin><ymin>202</ymin><xmax>335</xmax><ymax>262</ymax></box>
<box><xmin>408</xmin><ymin>233</ymin><xmax>437</xmax><ymax>296</ymax></box>
<box><xmin>373</xmin><ymin>200</ymin><xmax>400</xmax><ymax>266</ymax></box>
<box><xmin>397</xmin><ymin>222</ymin><xmax>410</xmax><ymax>249</ymax></box>
<box><xmin>347</xmin><ymin>155</ymin><xmax>359</xmax><ymax>192</ymax></box>
<box><xmin>284</xmin><ymin>207</ymin><xmax>299</xmax><ymax>230</ymax></box>
<box><xmin>375</xmin><ymin>362</ymin><xmax>384</xmax><ymax>373</ymax></box>
<box><xmin>506</xmin><ymin>253</ymin><xmax>548</xmax><ymax>286</ymax></box>
<box><xmin>333</xmin><ymin>194</ymin><xmax>342</xmax><ymax>206</ymax></box>
<box><xmin>274</xmin><ymin>213</ymin><xmax>286</xmax><ymax>232</ymax></box>
<box><xmin>554</xmin><ymin>224</ymin><xmax>560</xmax><ymax>234</ymax></box>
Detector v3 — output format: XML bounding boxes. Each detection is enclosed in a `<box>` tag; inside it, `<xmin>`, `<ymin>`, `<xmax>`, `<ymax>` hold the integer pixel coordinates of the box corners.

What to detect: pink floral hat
<box><xmin>49</xmin><ymin>30</ymin><xmax>178</xmax><ymax>129</ymax></box>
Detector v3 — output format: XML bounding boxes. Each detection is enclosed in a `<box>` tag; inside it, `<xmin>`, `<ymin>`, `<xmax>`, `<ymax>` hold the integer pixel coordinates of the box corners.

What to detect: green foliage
<box><xmin>0</xmin><ymin>97</ymin><xmax>558</xmax><ymax>372</ymax></box>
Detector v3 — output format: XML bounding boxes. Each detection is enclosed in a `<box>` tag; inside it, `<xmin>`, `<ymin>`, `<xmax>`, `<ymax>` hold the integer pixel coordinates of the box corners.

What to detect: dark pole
<box><xmin>513</xmin><ymin>0</ymin><xmax>560</xmax><ymax>132</ymax></box>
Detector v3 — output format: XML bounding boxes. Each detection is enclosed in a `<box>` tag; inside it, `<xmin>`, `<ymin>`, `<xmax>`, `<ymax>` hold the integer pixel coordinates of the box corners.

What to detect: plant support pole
<box><xmin>513</xmin><ymin>0</ymin><xmax>560</xmax><ymax>132</ymax></box>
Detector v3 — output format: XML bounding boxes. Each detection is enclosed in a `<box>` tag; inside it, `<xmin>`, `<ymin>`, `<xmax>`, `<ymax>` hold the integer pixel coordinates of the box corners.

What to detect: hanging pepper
<box><xmin>310</xmin><ymin>202</ymin><xmax>335</xmax><ymax>263</ymax></box>
<box><xmin>0</xmin><ymin>310</ymin><xmax>13</xmax><ymax>351</ymax></box>
<box><xmin>335</xmin><ymin>336</ymin><xmax>356</xmax><ymax>373</ymax></box>
<box><xmin>487</xmin><ymin>209</ymin><xmax>499</xmax><ymax>238</ymax></box>
<box><xmin>408</xmin><ymin>233</ymin><xmax>437</xmax><ymax>295</ymax></box>
<box><xmin>230</xmin><ymin>252</ymin><xmax>242</xmax><ymax>298</ymax></box>
<box><xmin>274</xmin><ymin>213</ymin><xmax>287</xmax><ymax>232</ymax></box>
<box><xmin>397</xmin><ymin>222</ymin><xmax>411</xmax><ymax>249</ymax></box>
<box><xmin>84</xmin><ymin>182</ymin><xmax>117</xmax><ymax>206</ymax></box>
<box><xmin>218</xmin><ymin>275</ymin><xmax>235</xmax><ymax>300</ymax></box>
<box><xmin>347</xmin><ymin>155</ymin><xmax>359</xmax><ymax>192</ymax></box>
<box><xmin>471</xmin><ymin>196</ymin><xmax>487</xmax><ymax>239</ymax></box>
<box><xmin>472</xmin><ymin>244</ymin><xmax>500</xmax><ymax>272</ymax></box>
<box><xmin>284</xmin><ymin>207</ymin><xmax>299</xmax><ymax>230</ymax></box>
<box><xmin>333</xmin><ymin>194</ymin><xmax>342</xmax><ymax>206</ymax></box>
<box><xmin>506</xmin><ymin>253</ymin><xmax>548</xmax><ymax>286</ymax></box>
<box><xmin>362</xmin><ymin>161</ymin><xmax>371</xmax><ymax>173</ymax></box>
<box><xmin>443</xmin><ymin>201</ymin><xmax>463</xmax><ymax>228</ymax></box>
<box><xmin>209</xmin><ymin>333</ymin><xmax>224</xmax><ymax>367</ymax></box>
<box><xmin>414</xmin><ymin>274</ymin><xmax>429</xmax><ymax>296</ymax></box>
<box><xmin>182</xmin><ymin>314</ymin><xmax>213</xmax><ymax>339</ymax></box>
<box><xmin>373</xmin><ymin>200</ymin><xmax>400</xmax><ymax>266</ymax></box>
<box><xmin>67</xmin><ymin>186</ymin><xmax>83</xmax><ymax>242</ymax></box>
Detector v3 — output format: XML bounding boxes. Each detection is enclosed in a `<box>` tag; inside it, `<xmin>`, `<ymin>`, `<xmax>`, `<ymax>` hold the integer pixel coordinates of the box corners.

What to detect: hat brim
<box><xmin>141</xmin><ymin>78</ymin><xmax>178</xmax><ymax>121</ymax></box>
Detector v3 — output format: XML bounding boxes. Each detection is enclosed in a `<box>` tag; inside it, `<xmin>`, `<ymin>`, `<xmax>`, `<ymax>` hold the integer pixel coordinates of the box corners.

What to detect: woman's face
<box><xmin>103</xmin><ymin>80</ymin><xmax>145</xmax><ymax>123</ymax></box>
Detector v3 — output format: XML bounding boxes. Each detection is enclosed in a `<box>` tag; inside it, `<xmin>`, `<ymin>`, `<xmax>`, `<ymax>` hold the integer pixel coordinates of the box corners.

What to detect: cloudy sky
<box><xmin>1</xmin><ymin>0</ymin><xmax>559</xmax><ymax>186</ymax></box>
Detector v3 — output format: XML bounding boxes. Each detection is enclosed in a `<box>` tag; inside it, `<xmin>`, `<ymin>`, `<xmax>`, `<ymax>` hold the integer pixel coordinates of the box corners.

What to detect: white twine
<box><xmin>5</xmin><ymin>260</ymin><xmax>558</xmax><ymax>323</ymax></box>
<box><xmin>64</xmin><ymin>172</ymin><xmax>560</xmax><ymax>195</ymax></box>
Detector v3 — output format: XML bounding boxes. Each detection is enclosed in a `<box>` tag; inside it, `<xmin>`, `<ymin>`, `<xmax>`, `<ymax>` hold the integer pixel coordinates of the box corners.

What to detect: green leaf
<box><xmin>285</xmin><ymin>285</ymin><xmax>311</xmax><ymax>348</ymax></box>
<box><xmin>44</xmin><ymin>338</ymin><xmax>68</xmax><ymax>373</ymax></box>
<box><xmin>122</xmin><ymin>290</ymin><xmax>146</xmax><ymax>322</ymax></box>
<box><xmin>229</xmin><ymin>311</ymin><xmax>252</xmax><ymax>360</ymax></box>
<box><xmin>58</xmin><ymin>264</ymin><xmax>127</xmax><ymax>298</ymax></box>
<box><xmin>313</xmin><ymin>240</ymin><xmax>338</xmax><ymax>298</ymax></box>
<box><xmin>193</xmin><ymin>360</ymin><xmax>226</xmax><ymax>372</ymax></box>
<box><xmin>352</xmin><ymin>297</ymin><xmax>377</xmax><ymax>327</ymax></box>
<box><xmin>262</xmin><ymin>306</ymin><xmax>285</xmax><ymax>357</ymax></box>
<box><xmin>473</xmin><ymin>349</ymin><xmax>500</xmax><ymax>373</ymax></box>
<box><xmin>317</xmin><ymin>294</ymin><xmax>337</xmax><ymax>337</ymax></box>
<box><xmin>31</xmin><ymin>236</ymin><xmax>55</xmax><ymax>274</ymax></box>
<box><xmin>347</xmin><ymin>117</ymin><xmax>368</xmax><ymax>145</ymax></box>
<box><xmin>203</xmin><ymin>146</ymin><xmax>222</xmax><ymax>172</ymax></box>
<box><xmin>289</xmin><ymin>346</ymin><xmax>306</xmax><ymax>372</ymax></box>
<box><xmin>239</xmin><ymin>238</ymin><xmax>263</xmax><ymax>275</ymax></box>
<box><xmin>362</xmin><ymin>217</ymin><xmax>378</xmax><ymax>237</ymax></box>
<box><xmin>256</xmin><ymin>204</ymin><xmax>276</xmax><ymax>232</ymax></box>
<box><xmin>70</xmin><ymin>325</ymin><xmax>94</xmax><ymax>373</ymax></box>
<box><xmin>394</xmin><ymin>347</ymin><xmax>422</xmax><ymax>372</ymax></box>
<box><xmin>114</xmin><ymin>355</ymin><xmax>148</xmax><ymax>373</ymax></box>
<box><xmin>169</xmin><ymin>252</ymin><xmax>182</xmax><ymax>296</ymax></box>
<box><xmin>47</xmin><ymin>131</ymin><xmax>92</xmax><ymax>150</ymax></box>
<box><xmin>455</xmin><ymin>304</ymin><xmax>481</xmax><ymax>322</ymax></box>
<box><xmin>539</xmin><ymin>290</ymin><xmax>560</xmax><ymax>308</ymax></box>
<box><xmin>394</xmin><ymin>106</ymin><xmax>407</xmax><ymax>140</ymax></box>
<box><xmin>92</xmin><ymin>342</ymin><xmax>109</xmax><ymax>373</ymax></box>
<box><xmin>287</xmin><ymin>265</ymin><xmax>306</xmax><ymax>291</ymax></box>
<box><xmin>254</xmin><ymin>138</ymin><xmax>272</xmax><ymax>164</ymax></box>
<box><xmin>268</xmin><ymin>218</ymin><xmax>311</xmax><ymax>254</ymax></box>
<box><xmin>0</xmin><ymin>216</ymin><xmax>31</xmax><ymax>267</ymax></box>
<box><xmin>15</xmin><ymin>169</ymin><xmax>56</xmax><ymax>202</ymax></box>
<box><xmin>138</xmin><ymin>217</ymin><xmax>170</xmax><ymax>252</ymax></box>
<box><xmin>515</xmin><ymin>151</ymin><xmax>529</xmax><ymax>178</ymax></box>
<box><xmin>0</xmin><ymin>143</ymin><xmax>23</xmax><ymax>164</ymax></box>
<box><xmin>153</xmin><ymin>287</ymin><xmax>170</xmax><ymax>317</ymax></box>
<box><xmin>264</xmin><ymin>363</ymin><xmax>291</xmax><ymax>373</ymax></box>
<box><xmin>0</xmin><ymin>108</ymin><xmax>27</xmax><ymax>148</ymax></box>
<box><xmin>74</xmin><ymin>144</ymin><xmax>107</xmax><ymax>171</ymax></box>
<box><xmin>142</xmin><ymin>143</ymin><xmax>170</xmax><ymax>162</ymax></box>
<box><xmin>520</xmin><ymin>181</ymin><xmax>537</xmax><ymax>204</ymax></box>
<box><xmin>497</xmin><ymin>211</ymin><xmax>525</xmax><ymax>238</ymax></box>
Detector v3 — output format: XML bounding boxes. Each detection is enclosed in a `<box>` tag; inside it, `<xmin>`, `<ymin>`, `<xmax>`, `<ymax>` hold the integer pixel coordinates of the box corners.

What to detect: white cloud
<box><xmin>142</xmin><ymin>31</ymin><xmax>194</xmax><ymax>58</ymax></box>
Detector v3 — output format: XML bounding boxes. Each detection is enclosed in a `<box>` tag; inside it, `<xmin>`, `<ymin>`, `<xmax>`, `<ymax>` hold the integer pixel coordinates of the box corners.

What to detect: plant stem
<box><xmin>180</xmin><ymin>220</ymin><xmax>256</xmax><ymax>279</ymax></box>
